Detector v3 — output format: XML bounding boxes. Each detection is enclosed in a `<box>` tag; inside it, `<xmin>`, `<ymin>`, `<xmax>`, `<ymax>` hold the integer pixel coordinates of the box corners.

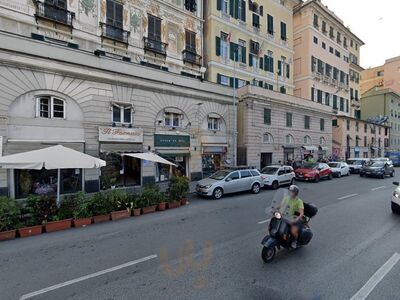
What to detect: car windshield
<box><xmin>209</xmin><ymin>170</ymin><xmax>231</xmax><ymax>180</ymax></box>
<box><xmin>328</xmin><ymin>163</ymin><xmax>339</xmax><ymax>168</ymax></box>
<box><xmin>302</xmin><ymin>163</ymin><xmax>318</xmax><ymax>170</ymax></box>
<box><xmin>261</xmin><ymin>167</ymin><xmax>279</xmax><ymax>174</ymax></box>
<box><xmin>347</xmin><ymin>160</ymin><xmax>362</xmax><ymax>166</ymax></box>
<box><xmin>367</xmin><ymin>161</ymin><xmax>385</xmax><ymax>167</ymax></box>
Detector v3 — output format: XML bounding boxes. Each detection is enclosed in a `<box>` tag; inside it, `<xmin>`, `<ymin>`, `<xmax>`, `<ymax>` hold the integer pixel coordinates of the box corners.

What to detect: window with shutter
<box><xmin>280</xmin><ymin>22</ymin><xmax>287</xmax><ymax>41</ymax></box>
<box><xmin>185</xmin><ymin>30</ymin><xmax>196</xmax><ymax>53</ymax></box>
<box><xmin>278</xmin><ymin>60</ymin><xmax>282</xmax><ymax>76</ymax></box>
<box><xmin>311</xmin><ymin>88</ymin><xmax>315</xmax><ymax>101</ymax></box>
<box><xmin>267</xmin><ymin>14</ymin><xmax>274</xmax><ymax>34</ymax></box>
<box><xmin>264</xmin><ymin>108</ymin><xmax>271</xmax><ymax>125</ymax></box>
<box><xmin>184</xmin><ymin>0</ymin><xmax>197</xmax><ymax>12</ymax></box>
<box><xmin>286</xmin><ymin>64</ymin><xmax>290</xmax><ymax>78</ymax></box>
<box><xmin>148</xmin><ymin>15</ymin><xmax>161</xmax><ymax>41</ymax></box>
<box><xmin>106</xmin><ymin>0</ymin><xmax>123</xmax><ymax>28</ymax></box>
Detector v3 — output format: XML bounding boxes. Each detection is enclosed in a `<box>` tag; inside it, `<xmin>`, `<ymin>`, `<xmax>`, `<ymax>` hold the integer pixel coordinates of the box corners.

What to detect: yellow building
<box><xmin>204</xmin><ymin>0</ymin><xmax>301</xmax><ymax>95</ymax></box>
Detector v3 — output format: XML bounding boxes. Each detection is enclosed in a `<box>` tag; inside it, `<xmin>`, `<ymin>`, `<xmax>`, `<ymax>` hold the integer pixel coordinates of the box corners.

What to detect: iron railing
<box><xmin>100</xmin><ymin>23</ymin><xmax>130</xmax><ymax>44</ymax></box>
<box><xmin>34</xmin><ymin>1</ymin><xmax>75</xmax><ymax>27</ymax></box>
<box><xmin>182</xmin><ymin>49</ymin><xmax>202</xmax><ymax>66</ymax></box>
<box><xmin>143</xmin><ymin>37</ymin><xmax>168</xmax><ymax>56</ymax></box>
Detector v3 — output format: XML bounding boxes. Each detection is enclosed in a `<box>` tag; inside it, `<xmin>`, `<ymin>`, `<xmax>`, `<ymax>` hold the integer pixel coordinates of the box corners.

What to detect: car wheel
<box><xmin>391</xmin><ymin>170</ymin><xmax>395</xmax><ymax>177</ymax></box>
<box><xmin>252</xmin><ymin>183</ymin><xmax>261</xmax><ymax>194</ymax></box>
<box><xmin>261</xmin><ymin>246</ymin><xmax>276</xmax><ymax>263</ymax></box>
<box><xmin>213</xmin><ymin>187</ymin><xmax>223</xmax><ymax>200</ymax></box>
<box><xmin>328</xmin><ymin>173</ymin><xmax>333</xmax><ymax>180</ymax></box>
<box><xmin>290</xmin><ymin>178</ymin><xmax>295</xmax><ymax>185</ymax></box>
<box><xmin>272</xmin><ymin>181</ymin><xmax>279</xmax><ymax>190</ymax></box>
<box><xmin>314</xmin><ymin>175</ymin><xmax>320</xmax><ymax>183</ymax></box>
<box><xmin>392</xmin><ymin>202</ymin><xmax>400</xmax><ymax>214</ymax></box>
<box><xmin>337</xmin><ymin>172</ymin><xmax>341</xmax><ymax>178</ymax></box>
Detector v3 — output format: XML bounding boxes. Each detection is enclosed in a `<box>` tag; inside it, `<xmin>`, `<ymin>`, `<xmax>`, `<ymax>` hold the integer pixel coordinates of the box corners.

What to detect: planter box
<box><xmin>132</xmin><ymin>208</ymin><xmax>141</xmax><ymax>216</ymax></box>
<box><xmin>0</xmin><ymin>229</ymin><xmax>17</xmax><ymax>241</ymax></box>
<box><xmin>142</xmin><ymin>205</ymin><xmax>157</xmax><ymax>214</ymax></box>
<box><xmin>93</xmin><ymin>214</ymin><xmax>110</xmax><ymax>223</ymax></box>
<box><xmin>18</xmin><ymin>225</ymin><xmax>43</xmax><ymax>238</ymax></box>
<box><xmin>111</xmin><ymin>210</ymin><xmax>131</xmax><ymax>221</ymax></box>
<box><xmin>167</xmin><ymin>201</ymin><xmax>181</xmax><ymax>209</ymax></box>
<box><xmin>45</xmin><ymin>219</ymin><xmax>72</xmax><ymax>233</ymax></box>
<box><xmin>73</xmin><ymin>217</ymin><xmax>92</xmax><ymax>228</ymax></box>
<box><xmin>180</xmin><ymin>198</ymin><xmax>188</xmax><ymax>206</ymax></box>
<box><xmin>158</xmin><ymin>202</ymin><xmax>166</xmax><ymax>211</ymax></box>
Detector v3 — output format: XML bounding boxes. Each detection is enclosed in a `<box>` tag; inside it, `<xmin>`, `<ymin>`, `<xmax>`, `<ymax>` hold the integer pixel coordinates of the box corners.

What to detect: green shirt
<box><xmin>281</xmin><ymin>196</ymin><xmax>304</xmax><ymax>217</ymax></box>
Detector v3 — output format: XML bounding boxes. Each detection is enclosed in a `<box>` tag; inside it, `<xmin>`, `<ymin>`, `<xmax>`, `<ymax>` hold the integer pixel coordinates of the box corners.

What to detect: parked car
<box><xmin>260</xmin><ymin>165</ymin><xmax>295</xmax><ymax>189</ymax></box>
<box><xmin>295</xmin><ymin>163</ymin><xmax>333</xmax><ymax>182</ymax></box>
<box><xmin>360</xmin><ymin>160</ymin><xmax>395</xmax><ymax>178</ymax></box>
<box><xmin>391</xmin><ymin>181</ymin><xmax>400</xmax><ymax>214</ymax></box>
<box><xmin>196</xmin><ymin>167</ymin><xmax>264</xmax><ymax>199</ymax></box>
<box><xmin>328</xmin><ymin>162</ymin><xmax>350</xmax><ymax>177</ymax></box>
<box><xmin>385</xmin><ymin>151</ymin><xmax>400</xmax><ymax>167</ymax></box>
<box><xmin>371</xmin><ymin>157</ymin><xmax>393</xmax><ymax>165</ymax></box>
<box><xmin>346</xmin><ymin>158</ymin><xmax>369</xmax><ymax>174</ymax></box>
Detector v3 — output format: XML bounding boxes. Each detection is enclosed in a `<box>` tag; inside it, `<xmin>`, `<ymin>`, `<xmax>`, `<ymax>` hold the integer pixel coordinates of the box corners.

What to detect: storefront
<box><xmin>201</xmin><ymin>144</ymin><xmax>227</xmax><ymax>177</ymax></box>
<box><xmin>283</xmin><ymin>146</ymin><xmax>295</xmax><ymax>163</ymax></box>
<box><xmin>301</xmin><ymin>145</ymin><xmax>318</xmax><ymax>161</ymax></box>
<box><xmin>154</xmin><ymin>133</ymin><xmax>190</xmax><ymax>181</ymax></box>
<box><xmin>98</xmin><ymin>126</ymin><xmax>143</xmax><ymax>189</ymax></box>
<box><xmin>318</xmin><ymin>146</ymin><xmax>329</xmax><ymax>160</ymax></box>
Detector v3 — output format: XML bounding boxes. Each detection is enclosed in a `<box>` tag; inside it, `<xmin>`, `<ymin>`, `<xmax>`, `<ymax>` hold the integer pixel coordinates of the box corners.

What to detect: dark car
<box><xmin>295</xmin><ymin>163</ymin><xmax>333</xmax><ymax>182</ymax></box>
<box><xmin>360</xmin><ymin>161</ymin><xmax>395</xmax><ymax>179</ymax></box>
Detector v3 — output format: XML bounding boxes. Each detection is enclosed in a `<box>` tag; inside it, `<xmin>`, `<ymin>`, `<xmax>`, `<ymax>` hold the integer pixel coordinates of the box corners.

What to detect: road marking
<box><xmin>258</xmin><ymin>219</ymin><xmax>270</xmax><ymax>225</ymax></box>
<box><xmin>337</xmin><ymin>193</ymin><xmax>358</xmax><ymax>200</ymax></box>
<box><xmin>371</xmin><ymin>186</ymin><xmax>386</xmax><ymax>191</ymax></box>
<box><xmin>350</xmin><ymin>252</ymin><xmax>400</xmax><ymax>300</ymax></box>
<box><xmin>19</xmin><ymin>254</ymin><xmax>158</xmax><ymax>300</ymax></box>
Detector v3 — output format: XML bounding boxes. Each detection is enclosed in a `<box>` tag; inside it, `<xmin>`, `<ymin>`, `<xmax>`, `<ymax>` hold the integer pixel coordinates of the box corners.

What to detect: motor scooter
<box><xmin>261</xmin><ymin>202</ymin><xmax>318</xmax><ymax>263</ymax></box>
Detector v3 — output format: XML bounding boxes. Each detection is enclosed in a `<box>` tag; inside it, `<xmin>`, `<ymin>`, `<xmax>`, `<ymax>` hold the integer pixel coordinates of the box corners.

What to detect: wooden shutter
<box><xmin>217</xmin><ymin>0</ymin><xmax>222</xmax><ymax>10</ymax></box>
<box><xmin>234</xmin><ymin>0</ymin><xmax>239</xmax><ymax>19</ymax></box>
<box><xmin>249</xmin><ymin>54</ymin><xmax>253</xmax><ymax>66</ymax></box>
<box><xmin>259</xmin><ymin>5</ymin><xmax>263</xmax><ymax>16</ymax></box>
<box><xmin>311</xmin><ymin>87</ymin><xmax>315</xmax><ymax>101</ymax></box>
<box><xmin>270</xmin><ymin>57</ymin><xmax>274</xmax><ymax>73</ymax></box>
<box><xmin>241</xmin><ymin>0</ymin><xmax>246</xmax><ymax>21</ymax></box>
<box><xmin>241</xmin><ymin>46</ymin><xmax>246</xmax><ymax>63</ymax></box>
<box><xmin>286</xmin><ymin>64</ymin><xmax>290</xmax><ymax>78</ymax></box>
<box><xmin>260</xmin><ymin>57</ymin><xmax>264</xmax><ymax>70</ymax></box>
<box><xmin>229</xmin><ymin>0</ymin><xmax>234</xmax><ymax>17</ymax></box>
<box><xmin>216</xmin><ymin>36</ymin><xmax>221</xmax><ymax>56</ymax></box>
<box><xmin>217</xmin><ymin>74</ymin><xmax>222</xmax><ymax>84</ymax></box>
<box><xmin>278</xmin><ymin>60</ymin><xmax>282</xmax><ymax>76</ymax></box>
<box><xmin>229</xmin><ymin>77</ymin><xmax>234</xmax><ymax>87</ymax></box>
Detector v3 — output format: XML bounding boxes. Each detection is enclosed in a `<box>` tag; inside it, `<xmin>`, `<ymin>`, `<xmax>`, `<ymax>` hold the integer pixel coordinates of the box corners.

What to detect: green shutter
<box><xmin>217</xmin><ymin>0</ymin><xmax>222</xmax><ymax>10</ymax></box>
<box><xmin>229</xmin><ymin>77</ymin><xmax>234</xmax><ymax>87</ymax></box>
<box><xmin>286</xmin><ymin>64</ymin><xmax>290</xmax><ymax>78</ymax></box>
<box><xmin>249</xmin><ymin>54</ymin><xmax>253</xmax><ymax>66</ymax></box>
<box><xmin>241</xmin><ymin>46</ymin><xmax>246</xmax><ymax>63</ymax></box>
<box><xmin>216</xmin><ymin>36</ymin><xmax>221</xmax><ymax>56</ymax></box>
<box><xmin>260</xmin><ymin>57</ymin><xmax>264</xmax><ymax>70</ymax></box>
<box><xmin>241</xmin><ymin>0</ymin><xmax>246</xmax><ymax>22</ymax></box>
<box><xmin>264</xmin><ymin>55</ymin><xmax>268</xmax><ymax>70</ymax></box>
<box><xmin>234</xmin><ymin>0</ymin><xmax>239</xmax><ymax>19</ymax></box>
<box><xmin>235</xmin><ymin>78</ymin><xmax>239</xmax><ymax>88</ymax></box>
<box><xmin>278</xmin><ymin>60</ymin><xmax>282</xmax><ymax>76</ymax></box>
<box><xmin>264</xmin><ymin>108</ymin><xmax>271</xmax><ymax>125</ymax></box>
<box><xmin>229</xmin><ymin>0</ymin><xmax>234</xmax><ymax>16</ymax></box>
<box><xmin>230</xmin><ymin>42</ymin><xmax>235</xmax><ymax>60</ymax></box>
<box><xmin>270</xmin><ymin>57</ymin><xmax>274</xmax><ymax>73</ymax></box>
<box><xmin>217</xmin><ymin>73</ymin><xmax>221</xmax><ymax>84</ymax></box>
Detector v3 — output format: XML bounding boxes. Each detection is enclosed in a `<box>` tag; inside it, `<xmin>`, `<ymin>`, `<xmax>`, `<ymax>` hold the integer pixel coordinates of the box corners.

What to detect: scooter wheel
<box><xmin>261</xmin><ymin>246</ymin><xmax>276</xmax><ymax>263</ymax></box>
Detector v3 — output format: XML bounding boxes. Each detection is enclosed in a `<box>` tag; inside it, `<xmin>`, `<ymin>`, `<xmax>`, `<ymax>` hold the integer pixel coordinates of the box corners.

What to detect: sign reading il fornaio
<box><xmin>99</xmin><ymin>126</ymin><xmax>143</xmax><ymax>143</ymax></box>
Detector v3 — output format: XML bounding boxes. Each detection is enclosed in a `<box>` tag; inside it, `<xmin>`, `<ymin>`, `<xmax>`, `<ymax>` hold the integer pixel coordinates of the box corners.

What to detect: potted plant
<box><xmin>70</xmin><ymin>192</ymin><xmax>92</xmax><ymax>227</ymax></box>
<box><xmin>0</xmin><ymin>196</ymin><xmax>21</xmax><ymax>241</ymax></box>
<box><xmin>131</xmin><ymin>194</ymin><xmax>142</xmax><ymax>216</ymax></box>
<box><xmin>167</xmin><ymin>176</ymin><xmax>189</xmax><ymax>208</ymax></box>
<box><xmin>109</xmin><ymin>190</ymin><xmax>131</xmax><ymax>221</ymax></box>
<box><xmin>87</xmin><ymin>192</ymin><xmax>111</xmax><ymax>223</ymax></box>
<box><xmin>38</xmin><ymin>196</ymin><xmax>71</xmax><ymax>233</ymax></box>
<box><xmin>139</xmin><ymin>185</ymin><xmax>159</xmax><ymax>214</ymax></box>
<box><xmin>157</xmin><ymin>192</ymin><xmax>167</xmax><ymax>211</ymax></box>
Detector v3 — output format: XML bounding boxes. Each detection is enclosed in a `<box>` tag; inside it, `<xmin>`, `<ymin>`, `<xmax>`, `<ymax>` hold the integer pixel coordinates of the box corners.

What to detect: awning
<box><xmin>319</xmin><ymin>146</ymin><xmax>329</xmax><ymax>151</ymax></box>
<box><xmin>302</xmin><ymin>146</ymin><xmax>319</xmax><ymax>151</ymax></box>
<box><xmin>123</xmin><ymin>152</ymin><xmax>177</xmax><ymax>166</ymax></box>
<box><xmin>100</xmin><ymin>142</ymin><xmax>143</xmax><ymax>153</ymax></box>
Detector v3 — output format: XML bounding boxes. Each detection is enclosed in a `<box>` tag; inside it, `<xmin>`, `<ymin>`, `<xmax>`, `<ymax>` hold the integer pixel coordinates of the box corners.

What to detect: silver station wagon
<box><xmin>196</xmin><ymin>167</ymin><xmax>264</xmax><ymax>199</ymax></box>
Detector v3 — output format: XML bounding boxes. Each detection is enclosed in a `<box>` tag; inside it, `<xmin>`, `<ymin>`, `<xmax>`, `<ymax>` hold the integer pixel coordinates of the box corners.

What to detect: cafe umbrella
<box><xmin>0</xmin><ymin>145</ymin><xmax>106</xmax><ymax>204</ymax></box>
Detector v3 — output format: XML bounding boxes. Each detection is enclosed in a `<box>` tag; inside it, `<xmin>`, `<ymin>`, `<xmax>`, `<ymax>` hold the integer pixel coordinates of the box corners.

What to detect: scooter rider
<box><xmin>276</xmin><ymin>185</ymin><xmax>305</xmax><ymax>248</ymax></box>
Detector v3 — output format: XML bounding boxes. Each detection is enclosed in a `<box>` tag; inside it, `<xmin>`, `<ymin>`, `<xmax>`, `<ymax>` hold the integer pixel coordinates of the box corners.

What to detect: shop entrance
<box><xmin>260</xmin><ymin>153</ymin><xmax>272</xmax><ymax>169</ymax></box>
<box><xmin>202</xmin><ymin>154</ymin><xmax>222</xmax><ymax>177</ymax></box>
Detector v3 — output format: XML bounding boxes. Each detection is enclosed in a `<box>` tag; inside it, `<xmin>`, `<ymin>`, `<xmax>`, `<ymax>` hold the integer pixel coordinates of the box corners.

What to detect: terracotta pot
<box><xmin>0</xmin><ymin>229</ymin><xmax>17</xmax><ymax>241</ymax></box>
<box><xmin>18</xmin><ymin>225</ymin><xmax>43</xmax><ymax>238</ymax></box>
<box><xmin>167</xmin><ymin>201</ymin><xmax>181</xmax><ymax>209</ymax></box>
<box><xmin>72</xmin><ymin>217</ymin><xmax>92</xmax><ymax>228</ymax></box>
<box><xmin>142</xmin><ymin>205</ymin><xmax>157</xmax><ymax>214</ymax></box>
<box><xmin>111</xmin><ymin>210</ymin><xmax>131</xmax><ymax>221</ymax></box>
<box><xmin>132</xmin><ymin>208</ymin><xmax>141</xmax><ymax>216</ymax></box>
<box><xmin>93</xmin><ymin>214</ymin><xmax>110</xmax><ymax>223</ymax></box>
<box><xmin>158</xmin><ymin>202</ymin><xmax>166</xmax><ymax>211</ymax></box>
<box><xmin>180</xmin><ymin>198</ymin><xmax>188</xmax><ymax>206</ymax></box>
<box><xmin>45</xmin><ymin>219</ymin><xmax>72</xmax><ymax>233</ymax></box>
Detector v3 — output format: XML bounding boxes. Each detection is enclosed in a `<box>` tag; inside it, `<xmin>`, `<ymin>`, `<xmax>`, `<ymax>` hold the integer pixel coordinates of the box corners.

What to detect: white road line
<box><xmin>258</xmin><ymin>219</ymin><xmax>270</xmax><ymax>225</ymax></box>
<box><xmin>350</xmin><ymin>253</ymin><xmax>400</xmax><ymax>300</ymax></box>
<box><xmin>337</xmin><ymin>193</ymin><xmax>358</xmax><ymax>200</ymax></box>
<box><xmin>372</xmin><ymin>186</ymin><xmax>386</xmax><ymax>191</ymax></box>
<box><xmin>19</xmin><ymin>254</ymin><xmax>158</xmax><ymax>300</ymax></box>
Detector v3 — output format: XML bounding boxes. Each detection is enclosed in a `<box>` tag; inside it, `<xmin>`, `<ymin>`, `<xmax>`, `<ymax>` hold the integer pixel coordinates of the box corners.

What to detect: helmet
<box><xmin>288</xmin><ymin>185</ymin><xmax>299</xmax><ymax>196</ymax></box>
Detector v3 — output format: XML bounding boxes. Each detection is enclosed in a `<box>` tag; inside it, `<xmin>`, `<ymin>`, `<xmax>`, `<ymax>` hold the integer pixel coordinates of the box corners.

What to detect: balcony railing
<box><xmin>100</xmin><ymin>23</ymin><xmax>130</xmax><ymax>44</ymax></box>
<box><xmin>182</xmin><ymin>49</ymin><xmax>202</xmax><ymax>66</ymax></box>
<box><xmin>143</xmin><ymin>37</ymin><xmax>168</xmax><ymax>56</ymax></box>
<box><xmin>34</xmin><ymin>1</ymin><xmax>75</xmax><ymax>27</ymax></box>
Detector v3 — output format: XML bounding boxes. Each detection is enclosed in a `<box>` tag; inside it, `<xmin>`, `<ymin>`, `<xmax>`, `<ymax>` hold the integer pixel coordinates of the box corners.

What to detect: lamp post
<box><xmin>232</xmin><ymin>48</ymin><xmax>238</xmax><ymax>167</ymax></box>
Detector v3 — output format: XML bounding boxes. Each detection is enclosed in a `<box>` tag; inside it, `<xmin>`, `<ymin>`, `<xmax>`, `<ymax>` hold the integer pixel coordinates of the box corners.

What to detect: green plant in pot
<box><xmin>0</xmin><ymin>197</ymin><xmax>21</xmax><ymax>233</ymax></box>
<box><xmin>24</xmin><ymin>195</ymin><xmax>58</xmax><ymax>225</ymax></box>
<box><xmin>86</xmin><ymin>192</ymin><xmax>111</xmax><ymax>216</ymax></box>
<box><xmin>168</xmin><ymin>176</ymin><xmax>189</xmax><ymax>202</ymax></box>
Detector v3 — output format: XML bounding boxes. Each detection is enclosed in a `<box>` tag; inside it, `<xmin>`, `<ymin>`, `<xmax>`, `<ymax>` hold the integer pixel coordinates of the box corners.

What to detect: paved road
<box><xmin>1</xmin><ymin>173</ymin><xmax>400</xmax><ymax>300</ymax></box>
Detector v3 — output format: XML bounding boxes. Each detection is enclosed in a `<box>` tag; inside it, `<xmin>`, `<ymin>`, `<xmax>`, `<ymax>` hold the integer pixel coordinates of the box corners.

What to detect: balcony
<box><xmin>100</xmin><ymin>23</ymin><xmax>130</xmax><ymax>44</ymax></box>
<box><xmin>34</xmin><ymin>1</ymin><xmax>75</xmax><ymax>27</ymax></box>
<box><xmin>144</xmin><ymin>37</ymin><xmax>168</xmax><ymax>56</ymax></box>
<box><xmin>182</xmin><ymin>49</ymin><xmax>202</xmax><ymax>66</ymax></box>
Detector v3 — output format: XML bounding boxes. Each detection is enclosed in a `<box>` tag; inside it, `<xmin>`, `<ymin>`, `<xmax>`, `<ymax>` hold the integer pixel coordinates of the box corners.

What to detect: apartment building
<box><xmin>361</xmin><ymin>88</ymin><xmax>400</xmax><ymax>151</ymax></box>
<box><xmin>361</xmin><ymin>56</ymin><xmax>400</xmax><ymax>96</ymax></box>
<box><xmin>204</xmin><ymin>0</ymin><xmax>301</xmax><ymax>95</ymax></box>
<box><xmin>332</xmin><ymin>116</ymin><xmax>389</xmax><ymax>160</ymax></box>
<box><xmin>293</xmin><ymin>0</ymin><xmax>364</xmax><ymax>117</ymax></box>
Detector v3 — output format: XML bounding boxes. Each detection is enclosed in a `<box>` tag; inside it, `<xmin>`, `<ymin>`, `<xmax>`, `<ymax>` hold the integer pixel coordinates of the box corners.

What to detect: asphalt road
<box><xmin>1</xmin><ymin>172</ymin><xmax>400</xmax><ymax>300</ymax></box>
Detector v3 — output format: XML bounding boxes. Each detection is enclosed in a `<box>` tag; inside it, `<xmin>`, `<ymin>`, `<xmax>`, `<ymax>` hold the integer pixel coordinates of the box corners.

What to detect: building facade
<box><xmin>0</xmin><ymin>0</ymin><xmax>235</xmax><ymax>198</ymax></box>
<box><xmin>332</xmin><ymin>116</ymin><xmax>389</xmax><ymax>160</ymax></box>
<box><xmin>204</xmin><ymin>0</ymin><xmax>300</xmax><ymax>94</ymax></box>
<box><xmin>361</xmin><ymin>88</ymin><xmax>400</xmax><ymax>151</ymax></box>
<box><xmin>237</xmin><ymin>85</ymin><xmax>332</xmax><ymax>169</ymax></box>
<box><xmin>293</xmin><ymin>0</ymin><xmax>364</xmax><ymax>118</ymax></box>
<box><xmin>361</xmin><ymin>56</ymin><xmax>400</xmax><ymax>96</ymax></box>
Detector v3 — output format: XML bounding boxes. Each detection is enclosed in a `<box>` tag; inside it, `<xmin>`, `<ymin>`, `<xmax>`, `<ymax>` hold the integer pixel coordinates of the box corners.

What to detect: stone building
<box><xmin>237</xmin><ymin>85</ymin><xmax>332</xmax><ymax>168</ymax></box>
<box><xmin>0</xmin><ymin>0</ymin><xmax>234</xmax><ymax>198</ymax></box>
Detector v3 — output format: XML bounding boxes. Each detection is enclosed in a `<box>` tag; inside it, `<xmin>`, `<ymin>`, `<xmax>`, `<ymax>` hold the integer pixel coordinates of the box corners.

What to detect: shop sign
<box><xmin>99</xmin><ymin>127</ymin><xmax>143</xmax><ymax>143</ymax></box>
<box><xmin>154</xmin><ymin>134</ymin><xmax>190</xmax><ymax>148</ymax></box>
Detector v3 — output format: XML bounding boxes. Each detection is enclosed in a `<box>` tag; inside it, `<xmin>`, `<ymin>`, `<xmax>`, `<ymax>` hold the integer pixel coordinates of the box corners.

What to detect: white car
<box><xmin>260</xmin><ymin>165</ymin><xmax>295</xmax><ymax>189</ymax></box>
<box><xmin>328</xmin><ymin>162</ymin><xmax>350</xmax><ymax>178</ymax></box>
<box><xmin>392</xmin><ymin>182</ymin><xmax>400</xmax><ymax>214</ymax></box>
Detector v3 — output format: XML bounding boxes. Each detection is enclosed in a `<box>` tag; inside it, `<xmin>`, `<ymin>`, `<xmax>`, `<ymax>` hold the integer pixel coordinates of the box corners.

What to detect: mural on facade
<box><xmin>129</xmin><ymin>6</ymin><xmax>142</xmax><ymax>45</ymax></box>
<box><xmin>79</xmin><ymin>0</ymin><xmax>96</xmax><ymax>16</ymax></box>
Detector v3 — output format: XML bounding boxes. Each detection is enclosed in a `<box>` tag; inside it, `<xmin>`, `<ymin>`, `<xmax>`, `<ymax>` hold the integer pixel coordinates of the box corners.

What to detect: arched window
<box><xmin>262</xmin><ymin>133</ymin><xmax>273</xmax><ymax>144</ymax></box>
<box><xmin>304</xmin><ymin>135</ymin><xmax>312</xmax><ymax>145</ymax></box>
<box><xmin>320</xmin><ymin>137</ymin><xmax>326</xmax><ymax>146</ymax></box>
<box><xmin>35</xmin><ymin>96</ymin><xmax>65</xmax><ymax>119</ymax></box>
<box><xmin>285</xmin><ymin>134</ymin><xmax>294</xmax><ymax>145</ymax></box>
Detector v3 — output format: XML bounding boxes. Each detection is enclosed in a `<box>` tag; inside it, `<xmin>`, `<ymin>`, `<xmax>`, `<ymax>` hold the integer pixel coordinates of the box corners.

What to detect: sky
<box><xmin>321</xmin><ymin>0</ymin><xmax>400</xmax><ymax>69</ymax></box>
